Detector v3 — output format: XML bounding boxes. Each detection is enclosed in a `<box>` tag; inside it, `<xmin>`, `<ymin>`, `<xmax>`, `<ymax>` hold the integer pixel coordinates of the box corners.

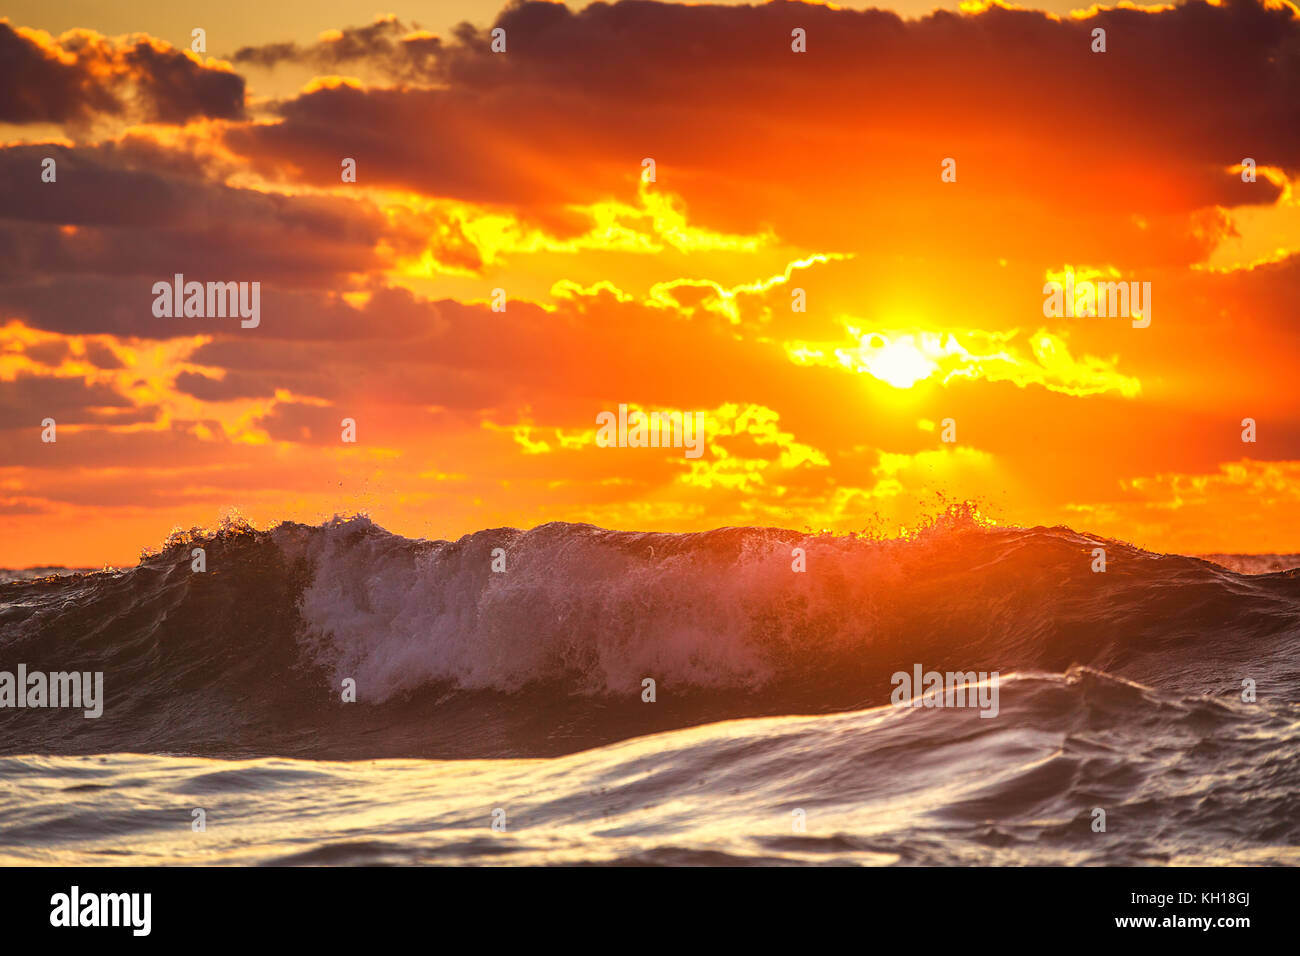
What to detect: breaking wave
<box><xmin>2</xmin><ymin>513</ymin><xmax>1297</xmax><ymax>761</ymax></box>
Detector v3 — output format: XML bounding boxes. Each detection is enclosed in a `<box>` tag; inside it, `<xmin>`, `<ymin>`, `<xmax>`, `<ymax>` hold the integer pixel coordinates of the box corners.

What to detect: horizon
<box><xmin>7</xmin><ymin>509</ymin><xmax>1300</xmax><ymax>574</ymax></box>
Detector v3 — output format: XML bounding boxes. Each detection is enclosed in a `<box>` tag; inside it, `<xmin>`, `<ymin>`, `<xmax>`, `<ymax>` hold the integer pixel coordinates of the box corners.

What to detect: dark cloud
<box><xmin>225</xmin><ymin>83</ymin><xmax>599</xmax><ymax>209</ymax></box>
<box><xmin>0</xmin><ymin>371</ymin><xmax>150</xmax><ymax>429</ymax></box>
<box><xmin>0</xmin><ymin>20</ymin><xmax>244</xmax><ymax>127</ymax></box>
<box><xmin>83</xmin><ymin>342</ymin><xmax>123</xmax><ymax>369</ymax></box>
<box><xmin>180</xmin><ymin>282</ymin><xmax>819</xmax><ymax>420</ymax></box>
<box><xmin>254</xmin><ymin>400</ymin><xmax>343</xmax><ymax>445</ymax></box>
<box><xmin>21</xmin><ymin>340</ymin><xmax>70</xmax><ymax>366</ymax></box>
<box><xmin>0</xmin><ymin>277</ymin><xmax>183</xmax><ymax>337</ymax></box>
<box><xmin>230</xmin><ymin>16</ymin><xmax>441</xmax><ymax>80</ymax></box>
<box><xmin>222</xmin><ymin>0</ymin><xmax>1299</xmax><ymax>268</ymax></box>
<box><xmin>173</xmin><ymin>370</ymin><xmax>279</xmax><ymax>401</ymax></box>
<box><xmin>0</xmin><ymin>143</ymin><xmax>394</xmax><ymax>313</ymax></box>
<box><xmin>0</xmin><ymin>422</ymin><xmax>227</xmax><ymax>471</ymax></box>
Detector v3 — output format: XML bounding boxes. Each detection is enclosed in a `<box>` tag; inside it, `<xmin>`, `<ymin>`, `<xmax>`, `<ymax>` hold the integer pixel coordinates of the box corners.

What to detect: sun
<box><xmin>858</xmin><ymin>333</ymin><xmax>939</xmax><ymax>389</ymax></box>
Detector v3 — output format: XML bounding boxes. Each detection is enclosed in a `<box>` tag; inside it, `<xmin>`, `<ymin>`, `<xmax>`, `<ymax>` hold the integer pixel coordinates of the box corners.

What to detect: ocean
<box><xmin>1</xmin><ymin>514</ymin><xmax>1297</xmax><ymax>865</ymax></box>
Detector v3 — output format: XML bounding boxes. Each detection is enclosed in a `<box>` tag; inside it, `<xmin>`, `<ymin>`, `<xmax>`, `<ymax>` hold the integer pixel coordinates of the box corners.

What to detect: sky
<box><xmin>2</xmin><ymin>0</ymin><xmax>1300</xmax><ymax>566</ymax></box>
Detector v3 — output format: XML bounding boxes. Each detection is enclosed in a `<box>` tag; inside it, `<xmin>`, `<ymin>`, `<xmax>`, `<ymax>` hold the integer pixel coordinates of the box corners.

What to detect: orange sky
<box><xmin>3</xmin><ymin>0</ymin><xmax>1300</xmax><ymax>566</ymax></box>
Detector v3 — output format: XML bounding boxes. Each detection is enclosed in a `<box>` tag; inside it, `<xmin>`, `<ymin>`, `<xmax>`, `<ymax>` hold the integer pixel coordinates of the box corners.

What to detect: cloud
<box><xmin>231</xmin><ymin>16</ymin><xmax>442</xmax><ymax>80</ymax></box>
<box><xmin>254</xmin><ymin>399</ymin><xmax>344</xmax><ymax>444</ymax></box>
<box><xmin>784</xmin><ymin>325</ymin><xmax>1142</xmax><ymax>397</ymax></box>
<box><xmin>222</xmin><ymin>0</ymin><xmax>1298</xmax><ymax>268</ymax></box>
<box><xmin>0</xmin><ymin>141</ymin><xmax>395</xmax><ymax>335</ymax></box>
<box><xmin>0</xmin><ymin>20</ymin><xmax>244</xmax><ymax>128</ymax></box>
<box><xmin>0</xmin><ymin>370</ymin><xmax>152</xmax><ymax>429</ymax></box>
<box><xmin>173</xmin><ymin>370</ymin><xmax>279</xmax><ymax>402</ymax></box>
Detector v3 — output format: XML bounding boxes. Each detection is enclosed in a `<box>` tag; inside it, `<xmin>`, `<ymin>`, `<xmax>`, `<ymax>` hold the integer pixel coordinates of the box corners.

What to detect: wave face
<box><xmin>2</xmin><ymin>515</ymin><xmax>1298</xmax><ymax>761</ymax></box>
